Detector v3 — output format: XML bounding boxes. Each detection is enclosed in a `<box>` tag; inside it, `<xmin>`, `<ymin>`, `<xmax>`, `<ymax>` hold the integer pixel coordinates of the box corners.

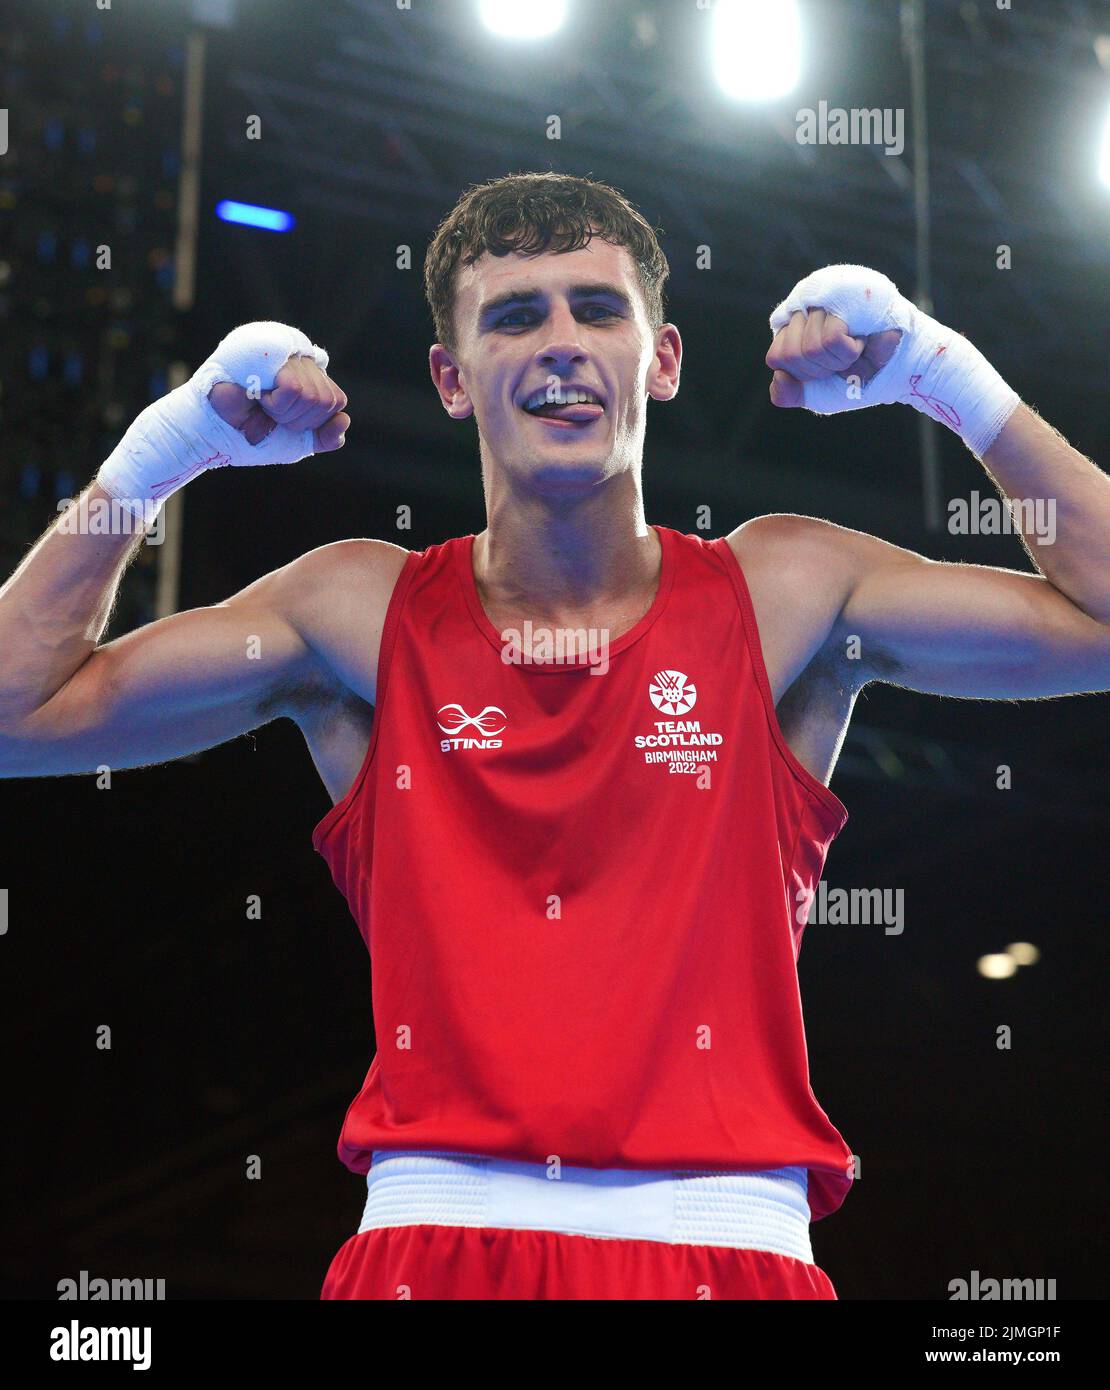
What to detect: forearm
<box><xmin>766</xmin><ymin>264</ymin><xmax>1110</xmax><ymax>626</ymax></box>
<box><xmin>0</xmin><ymin>480</ymin><xmax>147</xmax><ymax>727</ymax></box>
<box><xmin>978</xmin><ymin>402</ymin><xmax>1110</xmax><ymax>624</ymax></box>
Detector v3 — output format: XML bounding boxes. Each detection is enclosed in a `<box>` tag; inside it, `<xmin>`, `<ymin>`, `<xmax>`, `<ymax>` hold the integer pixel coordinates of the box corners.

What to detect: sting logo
<box><xmin>436</xmin><ymin>703</ymin><xmax>507</xmax><ymax>752</ymax></box>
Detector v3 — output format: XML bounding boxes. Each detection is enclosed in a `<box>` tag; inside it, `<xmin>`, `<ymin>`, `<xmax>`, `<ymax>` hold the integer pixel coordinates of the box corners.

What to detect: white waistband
<box><xmin>358</xmin><ymin>1150</ymin><xmax>814</xmax><ymax>1262</ymax></box>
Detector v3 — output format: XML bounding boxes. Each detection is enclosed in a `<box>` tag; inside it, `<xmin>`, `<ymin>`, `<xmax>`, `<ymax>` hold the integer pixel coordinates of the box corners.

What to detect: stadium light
<box><xmin>479</xmin><ymin>0</ymin><xmax>568</xmax><ymax>41</ymax></box>
<box><xmin>1005</xmin><ymin>942</ymin><xmax>1040</xmax><ymax>967</ymax></box>
<box><xmin>977</xmin><ymin>954</ymin><xmax>1018</xmax><ymax>980</ymax></box>
<box><xmin>215</xmin><ymin>200</ymin><xmax>295</xmax><ymax>232</ymax></box>
<box><xmin>712</xmin><ymin>0</ymin><xmax>803</xmax><ymax>103</ymax></box>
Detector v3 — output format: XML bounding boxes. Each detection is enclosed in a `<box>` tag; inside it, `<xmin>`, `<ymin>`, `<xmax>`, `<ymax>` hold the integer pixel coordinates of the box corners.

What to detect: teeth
<box><xmin>524</xmin><ymin>386</ymin><xmax>602</xmax><ymax>410</ymax></box>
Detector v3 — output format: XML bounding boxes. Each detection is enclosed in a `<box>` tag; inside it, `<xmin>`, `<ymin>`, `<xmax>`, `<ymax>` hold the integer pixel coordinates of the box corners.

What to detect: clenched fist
<box><xmin>766</xmin><ymin>308</ymin><xmax>901</xmax><ymax>409</ymax></box>
<box><xmin>210</xmin><ymin>356</ymin><xmax>350</xmax><ymax>451</ymax></box>
<box><xmin>761</xmin><ymin>265</ymin><xmax>1018</xmax><ymax>456</ymax></box>
<box><xmin>97</xmin><ymin>321</ymin><xmax>350</xmax><ymax>518</ymax></box>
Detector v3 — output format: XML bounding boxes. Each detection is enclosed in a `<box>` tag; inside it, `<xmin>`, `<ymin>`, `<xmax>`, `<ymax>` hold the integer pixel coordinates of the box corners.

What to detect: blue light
<box><xmin>215</xmin><ymin>200</ymin><xmax>294</xmax><ymax>232</ymax></box>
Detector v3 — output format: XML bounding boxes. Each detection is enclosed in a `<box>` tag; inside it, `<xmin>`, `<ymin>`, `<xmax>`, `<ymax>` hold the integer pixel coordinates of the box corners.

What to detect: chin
<box><xmin>525</xmin><ymin>460</ymin><xmax>613</xmax><ymax>497</ymax></box>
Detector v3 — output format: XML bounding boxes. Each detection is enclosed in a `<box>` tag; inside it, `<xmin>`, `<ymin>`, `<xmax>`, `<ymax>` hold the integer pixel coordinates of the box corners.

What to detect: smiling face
<box><xmin>429</xmin><ymin>237</ymin><xmax>681</xmax><ymax>498</ymax></box>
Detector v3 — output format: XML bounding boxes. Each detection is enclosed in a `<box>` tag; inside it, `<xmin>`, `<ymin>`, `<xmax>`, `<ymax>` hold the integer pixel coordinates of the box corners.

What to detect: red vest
<box><xmin>313</xmin><ymin>525</ymin><xmax>856</xmax><ymax>1220</ymax></box>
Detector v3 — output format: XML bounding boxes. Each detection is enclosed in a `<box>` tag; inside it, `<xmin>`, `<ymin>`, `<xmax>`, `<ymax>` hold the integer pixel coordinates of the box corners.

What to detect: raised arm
<box><xmin>760</xmin><ymin>264</ymin><xmax>1110</xmax><ymax>699</ymax></box>
<box><xmin>733</xmin><ymin>511</ymin><xmax>1110</xmax><ymax>701</ymax></box>
<box><xmin>0</xmin><ymin>518</ymin><xmax>392</xmax><ymax>778</ymax></box>
<box><xmin>0</xmin><ymin>322</ymin><xmax>398</xmax><ymax>779</ymax></box>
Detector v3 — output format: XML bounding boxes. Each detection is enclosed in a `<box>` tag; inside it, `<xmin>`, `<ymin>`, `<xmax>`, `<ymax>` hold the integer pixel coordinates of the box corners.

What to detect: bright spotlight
<box><xmin>712</xmin><ymin>0</ymin><xmax>803</xmax><ymax>103</ymax></box>
<box><xmin>1005</xmin><ymin>942</ymin><xmax>1041</xmax><ymax>967</ymax></box>
<box><xmin>978</xmin><ymin>953</ymin><xmax>1018</xmax><ymax>980</ymax></box>
<box><xmin>479</xmin><ymin>0</ymin><xmax>568</xmax><ymax>41</ymax></box>
<box><xmin>1100</xmin><ymin>101</ymin><xmax>1110</xmax><ymax>187</ymax></box>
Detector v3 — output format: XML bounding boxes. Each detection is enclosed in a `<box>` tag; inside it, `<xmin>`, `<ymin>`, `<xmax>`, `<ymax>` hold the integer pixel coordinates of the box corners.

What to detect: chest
<box><xmin>306</xmin><ymin>545</ymin><xmax>857</xmax><ymax>803</ymax></box>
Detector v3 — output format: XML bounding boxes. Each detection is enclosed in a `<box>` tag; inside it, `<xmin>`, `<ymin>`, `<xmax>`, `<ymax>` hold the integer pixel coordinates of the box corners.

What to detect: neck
<box><xmin>473</xmin><ymin>472</ymin><xmax>660</xmax><ymax>623</ymax></box>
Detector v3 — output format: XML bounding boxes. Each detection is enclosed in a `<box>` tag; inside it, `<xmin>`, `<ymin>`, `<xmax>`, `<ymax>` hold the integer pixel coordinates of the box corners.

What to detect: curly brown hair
<box><xmin>423</xmin><ymin>171</ymin><xmax>670</xmax><ymax>355</ymax></box>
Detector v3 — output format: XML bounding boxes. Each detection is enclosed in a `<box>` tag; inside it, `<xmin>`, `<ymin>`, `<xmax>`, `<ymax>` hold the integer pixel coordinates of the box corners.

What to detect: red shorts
<box><xmin>320</xmin><ymin>1224</ymin><xmax>838</xmax><ymax>1300</ymax></box>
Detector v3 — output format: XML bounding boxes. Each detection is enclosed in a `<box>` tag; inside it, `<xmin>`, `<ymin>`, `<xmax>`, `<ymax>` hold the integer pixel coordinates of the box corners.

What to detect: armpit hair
<box><xmin>253</xmin><ymin>669</ymin><xmax>350</xmax><ymax>725</ymax></box>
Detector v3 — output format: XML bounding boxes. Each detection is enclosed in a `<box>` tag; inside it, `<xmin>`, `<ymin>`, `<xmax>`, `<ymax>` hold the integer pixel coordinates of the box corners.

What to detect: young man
<box><xmin>1</xmin><ymin>173</ymin><xmax>1107</xmax><ymax>1301</ymax></box>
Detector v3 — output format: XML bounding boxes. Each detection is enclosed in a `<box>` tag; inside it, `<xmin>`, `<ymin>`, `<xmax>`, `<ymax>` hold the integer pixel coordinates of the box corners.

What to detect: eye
<box><xmin>495</xmin><ymin>304</ymin><xmax>619</xmax><ymax>328</ymax></box>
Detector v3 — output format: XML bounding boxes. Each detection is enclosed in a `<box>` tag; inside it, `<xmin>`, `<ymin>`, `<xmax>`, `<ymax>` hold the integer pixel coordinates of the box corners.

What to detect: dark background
<box><xmin>1</xmin><ymin>0</ymin><xmax>1107</xmax><ymax>1299</ymax></box>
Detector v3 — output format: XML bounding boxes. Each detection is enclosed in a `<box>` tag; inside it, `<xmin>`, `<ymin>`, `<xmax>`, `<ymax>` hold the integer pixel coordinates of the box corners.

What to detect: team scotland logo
<box><xmin>649</xmin><ymin>670</ymin><xmax>697</xmax><ymax>716</ymax></box>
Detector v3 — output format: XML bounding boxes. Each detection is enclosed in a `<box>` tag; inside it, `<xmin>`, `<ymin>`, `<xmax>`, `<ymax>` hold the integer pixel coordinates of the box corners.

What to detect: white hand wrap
<box><xmin>769</xmin><ymin>265</ymin><xmax>1020</xmax><ymax>457</ymax></box>
<box><xmin>97</xmin><ymin>321</ymin><xmax>330</xmax><ymax>519</ymax></box>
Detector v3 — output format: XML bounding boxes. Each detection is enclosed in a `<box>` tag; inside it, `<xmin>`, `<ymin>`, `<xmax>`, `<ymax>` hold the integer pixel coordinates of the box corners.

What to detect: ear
<box><xmin>429</xmin><ymin>343</ymin><xmax>474</xmax><ymax>420</ymax></box>
<box><xmin>647</xmin><ymin>324</ymin><xmax>682</xmax><ymax>403</ymax></box>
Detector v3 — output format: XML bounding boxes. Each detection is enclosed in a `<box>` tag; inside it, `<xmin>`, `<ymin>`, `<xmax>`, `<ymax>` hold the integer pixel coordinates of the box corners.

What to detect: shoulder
<box><xmin>725</xmin><ymin>512</ymin><xmax>911</xmax><ymax>599</ymax></box>
<box><xmin>263</xmin><ymin>537</ymin><xmax>410</xmax><ymax>624</ymax></box>
<box><xmin>283</xmin><ymin>536</ymin><xmax>411</xmax><ymax>588</ymax></box>
<box><xmin>723</xmin><ymin>514</ymin><xmax>899</xmax><ymax>691</ymax></box>
<box><xmin>727</xmin><ymin>511</ymin><xmax>855</xmax><ymax>564</ymax></box>
<box><xmin>244</xmin><ymin>539</ymin><xmax>411</xmax><ymax>717</ymax></box>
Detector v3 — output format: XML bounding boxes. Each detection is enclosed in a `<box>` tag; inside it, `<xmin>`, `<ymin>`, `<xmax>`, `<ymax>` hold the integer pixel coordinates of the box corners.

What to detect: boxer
<box><xmin>2</xmin><ymin>174</ymin><xmax>1107</xmax><ymax>1301</ymax></box>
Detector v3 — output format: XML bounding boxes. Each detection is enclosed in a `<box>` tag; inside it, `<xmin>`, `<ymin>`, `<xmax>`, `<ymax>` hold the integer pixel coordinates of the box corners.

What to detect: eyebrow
<box><xmin>476</xmin><ymin>282</ymin><xmax>634</xmax><ymax>322</ymax></box>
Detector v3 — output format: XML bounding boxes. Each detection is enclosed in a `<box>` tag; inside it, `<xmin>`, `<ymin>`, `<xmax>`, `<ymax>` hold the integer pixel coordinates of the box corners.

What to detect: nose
<box><xmin>536</xmin><ymin>301</ymin><xmax>589</xmax><ymax>370</ymax></box>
